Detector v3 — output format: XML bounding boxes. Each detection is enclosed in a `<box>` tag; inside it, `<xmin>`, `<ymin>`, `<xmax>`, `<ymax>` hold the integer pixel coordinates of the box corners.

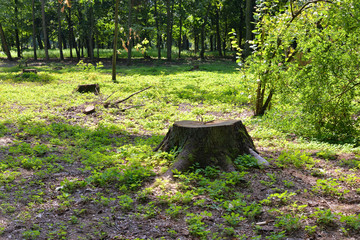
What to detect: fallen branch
<box><xmin>120</xmin><ymin>104</ymin><xmax>145</xmax><ymax>112</ymax></box>
<box><xmin>104</xmin><ymin>86</ymin><xmax>152</xmax><ymax>108</ymax></box>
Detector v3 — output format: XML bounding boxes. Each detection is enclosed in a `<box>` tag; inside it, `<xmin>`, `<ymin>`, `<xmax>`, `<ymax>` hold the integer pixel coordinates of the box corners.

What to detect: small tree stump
<box><xmin>22</xmin><ymin>69</ymin><xmax>37</xmax><ymax>74</ymax></box>
<box><xmin>155</xmin><ymin>120</ymin><xmax>267</xmax><ymax>177</ymax></box>
<box><xmin>76</xmin><ymin>84</ymin><xmax>100</xmax><ymax>95</ymax></box>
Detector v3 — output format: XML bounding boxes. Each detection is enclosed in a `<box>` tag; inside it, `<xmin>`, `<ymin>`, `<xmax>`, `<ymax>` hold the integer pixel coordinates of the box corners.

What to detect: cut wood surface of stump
<box><xmin>155</xmin><ymin>120</ymin><xmax>268</xmax><ymax>177</ymax></box>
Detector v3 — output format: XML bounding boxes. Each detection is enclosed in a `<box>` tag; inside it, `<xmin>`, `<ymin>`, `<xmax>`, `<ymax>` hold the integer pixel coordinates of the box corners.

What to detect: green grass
<box><xmin>0</xmin><ymin>60</ymin><xmax>360</xmax><ymax>239</ymax></box>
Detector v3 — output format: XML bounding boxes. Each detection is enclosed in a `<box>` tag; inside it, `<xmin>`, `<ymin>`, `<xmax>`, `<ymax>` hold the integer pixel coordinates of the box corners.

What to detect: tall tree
<box><xmin>66</xmin><ymin>7</ymin><xmax>73</xmax><ymax>58</ymax></box>
<box><xmin>88</xmin><ymin>3</ymin><xmax>94</xmax><ymax>61</ymax></box>
<box><xmin>166</xmin><ymin>0</ymin><xmax>174</xmax><ymax>61</ymax></box>
<box><xmin>41</xmin><ymin>0</ymin><xmax>49</xmax><ymax>61</ymax></box>
<box><xmin>14</xmin><ymin>0</ymin><xmax>21</xmax><ymax>58</ymax></box>
<box><xmin>58</xmin><ymin>2</ymin><xmax>64</xmax><ymax>60</ymax></box>
<box><xmin>127</xmin><ymin>0</ymin><xmax>132</xmax><ymax>65</ymax></box>
<box><xmin>0</xmin><ymin>23</ymin><xmax>12</xmax><ymax>60</ymax></box>
<box><xmin>178</xmin><ymin>0</ymin><xmax>183</xmax><ymax>58</ymax></box>
<box><xmin>200</xmin><ymin>0</ymin><xmax>212</xmax><ymax>60</ymax></box>
<box><xmin>244</xmin><ymin>0</ymin><xmax>255</xmax><ymax>58</ymax></box>
<box><xmin>154</xmin><ymin>0</ymin><xmax>161</xmax><ymax>59</ymax></box>
<box><xmin>32</xmin><ymin>0</ymin><xmax>37</xmax><ymax>60</ymax></box>
<box><xmin>215</xmin><ymin>2</ymin><xmax>222</xmax><ymax>56</ymax></box>
<box><xmin>112</xmin><ymin>0</ymin><xmax>120</xmax><ymax>82</ymax></box>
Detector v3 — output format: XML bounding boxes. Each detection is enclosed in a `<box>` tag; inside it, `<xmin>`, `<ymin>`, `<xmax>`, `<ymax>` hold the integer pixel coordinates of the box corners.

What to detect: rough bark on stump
<box><xmin>155</xmin><ymin>120</ymin><xmax>259</xmax><ymax>177</ymax></box>
<box><xmin>76</xmin><ymin>84</ymin><xmax>100</xmax><ymax>95</ymax></box>
<box><xmin>22</xmin><ymin>69</ymin><xmax>37</xmax><ymax>74</ymax></box>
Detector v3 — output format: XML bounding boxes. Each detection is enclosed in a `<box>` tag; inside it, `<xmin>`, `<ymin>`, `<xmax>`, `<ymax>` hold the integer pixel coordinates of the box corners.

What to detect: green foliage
<box><xmin>60</xmin><ymin>178</ymin><xmax>87</xmax><ymax>194</ymax></box>
<box><xmin>186</xmin><ymin>212</ymin><xmax>211</xmax><ymax>238</ymax></box>
<box><xmin>22</xmin><ymin>229</ymin><xmax>41</xmax><ymax>240</ymax></box>
<box><xmin>222</xmin><ymin>212</ymin><xmax>246</xmax><ymax>226</ymax></box>
<box><xmin>243</xmin><ymin>0</ymin><xmax>360</xmax><ymax>141</ymax></box>
<box><xmin>117</xmin><ymin>195</ymin><xmax>134</xmax><ymax>211</ymax></box>
<box><xmin>260</xmin><ymin>191</ymin><xmax>296</xmax><ymax>206</ymax></box>
<box><xmin>274</xmin><ymin>213</ymin><xmax>302</xmax><ymax>233</ymax></box>
<box><xmin>166</xmin><ymin>204</ymin><xmax>188</xmax><ymax>219</ymax></box>
<box><xmin>234</xmin><ymin>154</ymin><xmax>260</xmax><ymax>169</ymax></box>
<box><xmin>316</xmin><ymin>150</ymin><xmax>337</xmax><ymax>160</ymax></box>
<box><xmin>340</xmin><ymin>214</ymin><xmax>360</xmax><ymax>231</ymax></box>
<box><xmin>311</xmin><ymin>208</ymin><xmax>337</xmax><ymax>226</ymax></box>
<box><xmin>76</xmin><ymin>60</ymin><xmax>103</xmax><ymax>72</ymax></box>
<box><xmin>275</xmin><ymin>151</ymin><xmax>318</xmax><ymax>169</ymax></box>
<box><xmin>312</xmin><ymin>178</ymin><xmax>349</xmax><ymax>197</ymax></box>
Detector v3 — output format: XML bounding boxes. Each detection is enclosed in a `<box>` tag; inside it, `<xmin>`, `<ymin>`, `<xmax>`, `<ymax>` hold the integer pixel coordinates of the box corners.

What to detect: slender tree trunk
<box><xmin>37</xmin><ymin>34</ymin><xmax>44</xmax><ymax>49</ymax></box>
<box><xmin>0</xmin><ymin>23</ymin><xmax>12</xmax><ymax>60</ymax></box>
<box><xmin>178</xmin><ymin>0</ymin><xmax>182</xmax><ymax>59</ymax></box>
<box><xmin>32</xmin><ymin>0</ymin><xmax>37</xmax><ymax>60</ymax></box>
<box><xmin>58</xmin><ymin>3</ymin><xmax>64</xmax><ymax>60</ymax></box>
<box><xmin>216</xmin><ymin>5</ymin><xmax>222</xmax><ymax>57</ymax></box>
<box><xmin>89</xmin><ymin>4</ymin><xmax>94</xmax><ymax>61</ymax></box>
<box><xmin>244</xmin><ymin>0</ymin><xmax>255</xmax><ymax>58</ymax></box>
<box><xmin>112</xmin><ymin>0</ymin><xmax>120</xmax><ymax>82</ymax></box>
<box><xmin>14</xmin><ymin>0</ymin><xmax>21</xmax><ymax>58</ymax></box>
<box><xmin>210</xmin><ymin>35</ymin><xmax>213</xmax><ymax>51</ymax></box>
<box><xmin>154</xmin><ymin>0</ymin><xmax>161</xmax><ymax>59</ymax></box>
<box><xmin>67</xmin><ymin>7</ymin><xmax>73</xmax><ymax>58</ymax></box>
<box><xmin>194</xmin><ymin>33</ymin><xmax>199</xmax><ymax>53</ymax></box>
<box><xmin>166</xmin><ymin>0</ymin><xmax>173</xmax><ymax>61</ymax></box>
<box><xmin>62</xmin><ymin>33</ymin><xmax>67</xmax><ymax>49</ymax></box>
<box><xmin>127</xmin><ymin>0</ymin><xmax>132</xmax><ymax>65</ymax></box>
<box><xmin>200</xmin><ymin>1</ymin><xmax>212</xmax><ymax>60</ymax></box>
<box><xmin>223</xmin><ymin>15</ymin><xmax>228</xmax><ymax>57</ymax></box>
<box><xmin>41</xmin><ymin>0</ymin><xmax>49</xmax><ymax>61</ymax></box>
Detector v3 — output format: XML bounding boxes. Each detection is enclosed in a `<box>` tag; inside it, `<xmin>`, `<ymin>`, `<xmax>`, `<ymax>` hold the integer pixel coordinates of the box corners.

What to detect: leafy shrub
<box><xmin>311</xmin><ymin>208</ymin><xmax>337</xmax><ymax>226</ymax></box>
<box><xmin>275</xmin><ymin>214</ymin><xmax>302</xmax><ymax>233</ymax></box>
<box><xmin>275</xmin><ymin>151</ymin><xmax>317</xmax><ymax>169</ymax></box>
<box><xmin>234</xmin><ymin>154</ymin><xmax>260</xmax><ymax>169</ymax></box>
<box><xmin>60</xmin><ymin>178</ymin><xmax>87</xmax><ymax>194</ymax></box>
<box><xmin>340</xmin><ymin>214</ymin><xmax>360</xmax><ymax>231</ymax></box>
<box><xmin>118</xmin><ymin>195</ymin><xmax>134</xmax><ymax>211</ymax></box>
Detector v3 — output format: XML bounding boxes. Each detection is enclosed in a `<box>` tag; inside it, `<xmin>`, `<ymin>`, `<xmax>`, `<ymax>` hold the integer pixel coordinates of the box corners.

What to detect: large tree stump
<box><xmin>155</xmin><ymin>120</ymin><xmax>268</xmax><ymax>177</ymax></box>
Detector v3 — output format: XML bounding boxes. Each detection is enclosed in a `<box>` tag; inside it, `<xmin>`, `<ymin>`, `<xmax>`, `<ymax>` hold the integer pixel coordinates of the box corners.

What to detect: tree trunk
<box><xmin>154</xmin><ymin>0</ymin><xmax>161</xmax><ymax>59</ymax></box>
<box><xmin>41</xmin><ymin>0</ymin><xmax>49</xmax><ymax>61</ymax></box>
<box><xmin>0</xmin><ymin>23</ymin><xmax>12</xmax><ymax>60</ymax></box>
<box><xmin>67</xmin><ymin>7</ymin><xmax>73</xmax><ymax>58</ymax></box>
<box><xmin>37</xmin><ymin>34</ymin><xmax>43</xmax><ymax>49</ymax></box>
<box><xmin>58</xmin><ymin>3</ymin><xmax>64</xmax><ymax>60</ymax></box>
<box><xmin>200</xmin><ymin>1</ymin><xmax>212</xmax><ymax>60</ymax></box>
<box><xmin>216</xmin><ymin>5</ymin><xmax>222</xmax><ymax>57</ymax></box>
<box><xmin>14</xmin><ymin>0</ymin><xmax>21</xmax><ymax>58</ymax></box>
<box><xmin>244</xmin><ymin>0</ymin><xmax>255</xmax><ymax>58</ymax></box>
<box><xmin>127</xmin><ymin>0</ymin><xmax>132</xmax><ymax>65</ymax></box>
<box><xmin>223</xmin><ymin>15</ymin><xmax>228</xmax><ymax>57</ymax></box>
<box><xmin>32</xmin><ymin>0</ymin><xmax>37</xmax><ymax>60</ymax></box>
<box><xmin>178</xmin><ymin>0</ymin><xmax>182</xmax><ymax>59</ymax></box>
<box><xmin>112</xmin><ymin>0</ymin><xmax>120</xmax><ymax>82</ymax></box>
<box><xmin>155</xmin><ymin>120</ymin><xmax>266</xmax><ymax>177</ymax></box>
<box><xmin>166</xmin><ymin>0</ymin><xmax>173</xmax><ymax>61</ymax></box>
<box><xmin>88</xmin><ymin>4</ymin><xmax>94</xmax><ymax>61</ymax></box>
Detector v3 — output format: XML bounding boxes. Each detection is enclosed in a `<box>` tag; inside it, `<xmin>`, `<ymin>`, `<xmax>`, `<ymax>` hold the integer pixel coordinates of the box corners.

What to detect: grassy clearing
<box><xmin>0</xmin><ymin>60</ymin><xmax>360</xmax><ymax>239</ymax></box>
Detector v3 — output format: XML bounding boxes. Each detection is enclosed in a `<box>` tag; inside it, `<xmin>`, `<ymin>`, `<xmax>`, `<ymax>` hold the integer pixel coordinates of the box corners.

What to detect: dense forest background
<box><xmin>0</xmin><ymin>0</ymin><xmax>254</xmax><ymax>61</ymax></box>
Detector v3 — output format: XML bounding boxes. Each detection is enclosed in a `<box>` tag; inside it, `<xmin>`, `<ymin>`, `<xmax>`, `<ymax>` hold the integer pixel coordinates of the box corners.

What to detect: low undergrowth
<box><xmin>0</xmin><ymin>60</ymin><xmax>359</xmax><ymax>239</ymax></box>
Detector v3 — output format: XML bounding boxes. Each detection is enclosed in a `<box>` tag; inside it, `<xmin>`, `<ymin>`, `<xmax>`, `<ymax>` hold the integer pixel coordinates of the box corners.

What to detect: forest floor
<box><xmin>0</xmin><ymin>58</ymin><xmax>360</xmax><ymax>240</ymax></box>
